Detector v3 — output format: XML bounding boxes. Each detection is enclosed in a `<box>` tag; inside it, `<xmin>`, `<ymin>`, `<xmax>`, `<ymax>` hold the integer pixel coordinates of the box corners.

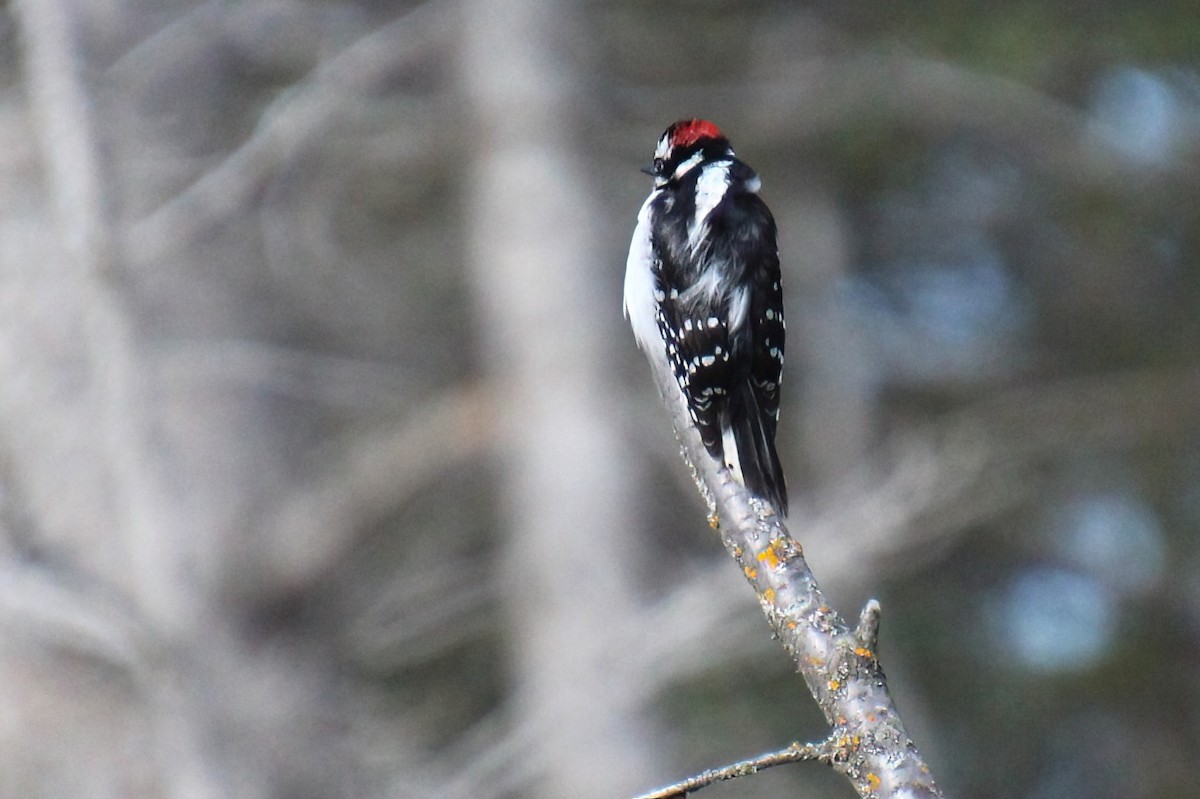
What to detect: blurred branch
<box><xmin>806</xmin><ymin>363</ymin><xmax>1200</xmax><ymax>586</ymax></box>
<box><xmin>348</xmin><ymin>559</ymin><xmax>494</xmax><ymax>671</ymax></box>
<box><xmin>261</xmin><ymin>382</ymin><xmax>495</xmax><ymax>596</ymax></box>
<box><xmin>126</xmin><ymin>0</ymin><xmax>455</xmax><ymax>263</ymax></box>
<box><xmin>0</xmin><ymin>561</ymin><xmax>147</xmax><ymax>672</ymax></box>
<box><xmin>11</xmin><ymin>0</ymin><xmax>107</xmax><ymax>265</ymax></box>
<box><xmin>159</xmin><ymin>339</ymin><xmax>416</xmax><ymax>409</ymax></box>
<box><xmin>625</xmin><ymin>47</ymin><xmax>1200</xmax><ymax>193</ymax></box>
<box><xmin>943</xmin><ymin>364</ymin><xmax>1200</xmax><ymax>457</ymax></box>
<box><xmin>628</xmin><ymin>564</ymin><xmax>763</xmax><ymax>691</ymax></box>
<box><xmin>636</xmin><ymin>356</ymin><xmax>942</xmax><ymax>798</ymax></box>
<box><xmin>805</xmin><ymin>422</ymin><xmax>1015</xmax><ymax>584</ymax></box>
<box><xmin>435</xmin><ymin>709</ymin><xmax>543</xmax><ymax>799</ymax></box>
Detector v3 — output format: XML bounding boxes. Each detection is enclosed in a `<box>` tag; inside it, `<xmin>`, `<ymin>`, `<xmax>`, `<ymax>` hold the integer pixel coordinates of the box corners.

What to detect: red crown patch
<box><xmin>669</xmin><ymin>119</ymin><xmax>724</xmax><ymax>148</ymax></box>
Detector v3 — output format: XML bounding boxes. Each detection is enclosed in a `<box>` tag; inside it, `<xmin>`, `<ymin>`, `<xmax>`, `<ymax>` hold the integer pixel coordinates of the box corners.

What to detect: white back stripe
<box><xmin>688</xmin><ymin>160</ymin><xmax>732</xmax><ymax>253</ymax></box>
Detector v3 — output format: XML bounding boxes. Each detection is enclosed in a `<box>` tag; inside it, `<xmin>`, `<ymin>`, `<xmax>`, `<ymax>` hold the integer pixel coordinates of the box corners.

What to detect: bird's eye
<box><xmin>653</xmin><ymin>158</ymin><xmax>666</xmax><ymax>175</ymax></box>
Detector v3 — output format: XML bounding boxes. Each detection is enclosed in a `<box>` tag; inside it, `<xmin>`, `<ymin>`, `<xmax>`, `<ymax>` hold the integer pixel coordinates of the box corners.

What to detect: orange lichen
<box><xmin>854</xmin><ymin>647</ymin><xmax>874</xmax><ymax>659</ymax></box>
<box><xmin>762</xmin><ymin>587</ymin><xmax>777</xmax><ymax>603</ymax></box>
<box><xmin>743</xmin><ymin>566</ymin><xmax>758</xmax><ymax>580</ymax></box>
<box><xmin>836</xmin><ymin>734</ymin><xmax>861</xmax><ymax>751</ymax></box>
<box><xmin>828</xmin><ymin>679</ymin><xmax>841</xmax><ymax>691</ymax></box>
<box><xmin>707</xmin><ymin>512</ymin><xmax>720</xmax><ymax>529</ymax></box>
<box><xmin>756</xmin><ymin>547</ymin><xmax>781</xmax><ymax>570</ymax></box>
<box><xmin>866</xmin><ymin>773</ymin><xmax>881</xmax><ymax>789</ymax></box>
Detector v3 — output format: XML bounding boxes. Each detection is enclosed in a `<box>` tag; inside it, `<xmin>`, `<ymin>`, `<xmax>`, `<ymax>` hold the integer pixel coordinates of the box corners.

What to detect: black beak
<box><xmin>640</xmin><ymin>163</ymin><xmax>656</xmax><ymax>176</ymax></box>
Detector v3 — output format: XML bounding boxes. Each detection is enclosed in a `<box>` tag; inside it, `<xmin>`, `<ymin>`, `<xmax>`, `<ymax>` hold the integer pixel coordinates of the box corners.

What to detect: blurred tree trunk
<box><xmin>3</xmin><ymin>2</ymin><xmax>366</xmax><ymax>797</ymax></box>
<box><xmin>460</xmin><ymin>2</ymin><xmax>663</xmax><ymax>796</ymax></box>
<box><xmin>6</xmin><ymin>2</ymin><xmax>218</xmax><ymax>796</ymax></box>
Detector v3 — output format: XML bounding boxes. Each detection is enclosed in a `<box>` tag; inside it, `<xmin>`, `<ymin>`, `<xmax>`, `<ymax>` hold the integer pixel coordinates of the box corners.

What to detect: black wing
<box><xmin>651</xmin><ymin>182</ymin><xmax>788</xmax><ymax>514</ymax></box>
<box><xmin>739</xmin><ymin>232</ymin><xmax>787</xmax><ymax>515</ymax></box>
<box><xmin>653</xmin><ymin>290</ymin><xmax>734</xmax><ymax>458</ymax></box>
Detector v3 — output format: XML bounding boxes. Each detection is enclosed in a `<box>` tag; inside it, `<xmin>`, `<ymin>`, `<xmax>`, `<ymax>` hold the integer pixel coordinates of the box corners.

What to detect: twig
<box><xmin>639</xmin><ymin>356</ymin><xmax>942</xmax><ymax>798</ymax></box>
<box><xmin>634</xmin><ymin>740</ymin><xmax>830</xmax><ymax>799</ymax></box>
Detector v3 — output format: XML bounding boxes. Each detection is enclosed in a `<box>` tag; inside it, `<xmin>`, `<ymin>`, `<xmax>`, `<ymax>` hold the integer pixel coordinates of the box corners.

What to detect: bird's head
<box><xmin>643</xmin><ymin>119</ymin><xmax>733</xmax><ymax>186</ymax></box>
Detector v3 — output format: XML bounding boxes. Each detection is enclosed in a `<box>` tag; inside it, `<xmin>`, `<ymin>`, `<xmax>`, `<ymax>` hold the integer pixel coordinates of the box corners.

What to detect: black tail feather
<box><xmin>729</xmin><ymin>382</ymin><xmax>788</xmax><ymax>516</ymax></box>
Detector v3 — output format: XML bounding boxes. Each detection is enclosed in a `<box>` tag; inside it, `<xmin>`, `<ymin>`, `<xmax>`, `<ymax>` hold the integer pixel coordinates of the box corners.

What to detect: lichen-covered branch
<box><xmin>640</xmin><ymin>357</ymin><xmax>942</xmax><ymax>798</ymax></box>
<box><xmin>633</xmin><ymin>740</ymin><xmax>828</xmax><ymax>799</ymax></box>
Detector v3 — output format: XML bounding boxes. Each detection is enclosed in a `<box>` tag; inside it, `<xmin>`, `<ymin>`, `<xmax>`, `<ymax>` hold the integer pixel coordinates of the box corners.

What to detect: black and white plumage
<box><xmin>625</xmin><ymin>119</ymin><xmax>788</xmax><ymax>515</ymax></box>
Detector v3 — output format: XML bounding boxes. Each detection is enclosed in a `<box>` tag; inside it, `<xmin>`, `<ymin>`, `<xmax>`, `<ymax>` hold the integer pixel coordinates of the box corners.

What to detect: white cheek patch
<box><xmin>672</xmin><ymin>151</ymin><xmax>705</xmax><ymax>180</ymax></box>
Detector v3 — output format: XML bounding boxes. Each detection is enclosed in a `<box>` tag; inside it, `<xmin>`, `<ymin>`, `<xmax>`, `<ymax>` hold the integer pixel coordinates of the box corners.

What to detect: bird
<box><xmin>624</xmin><ymin>119</ymin><xmax>788</xmax><ymax>516</ymax></box>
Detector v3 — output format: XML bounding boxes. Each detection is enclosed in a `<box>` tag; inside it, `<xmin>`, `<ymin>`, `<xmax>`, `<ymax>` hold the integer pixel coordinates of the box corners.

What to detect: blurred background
<box><xmin>1</xmin><ymin>1</ymin><xmax>1198</xmax><ymax>797</ymax></box>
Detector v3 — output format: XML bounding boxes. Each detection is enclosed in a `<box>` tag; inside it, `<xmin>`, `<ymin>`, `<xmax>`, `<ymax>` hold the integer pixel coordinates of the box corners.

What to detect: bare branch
<box><xmin>638</xmin><ymin>355</ymin><xmax>942</xmax><ymax>798</ymax></box>
<box><xmin>634</xmin><ymin>740</ymin><xmax>830</xmax><ymax>799</ymax></box>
